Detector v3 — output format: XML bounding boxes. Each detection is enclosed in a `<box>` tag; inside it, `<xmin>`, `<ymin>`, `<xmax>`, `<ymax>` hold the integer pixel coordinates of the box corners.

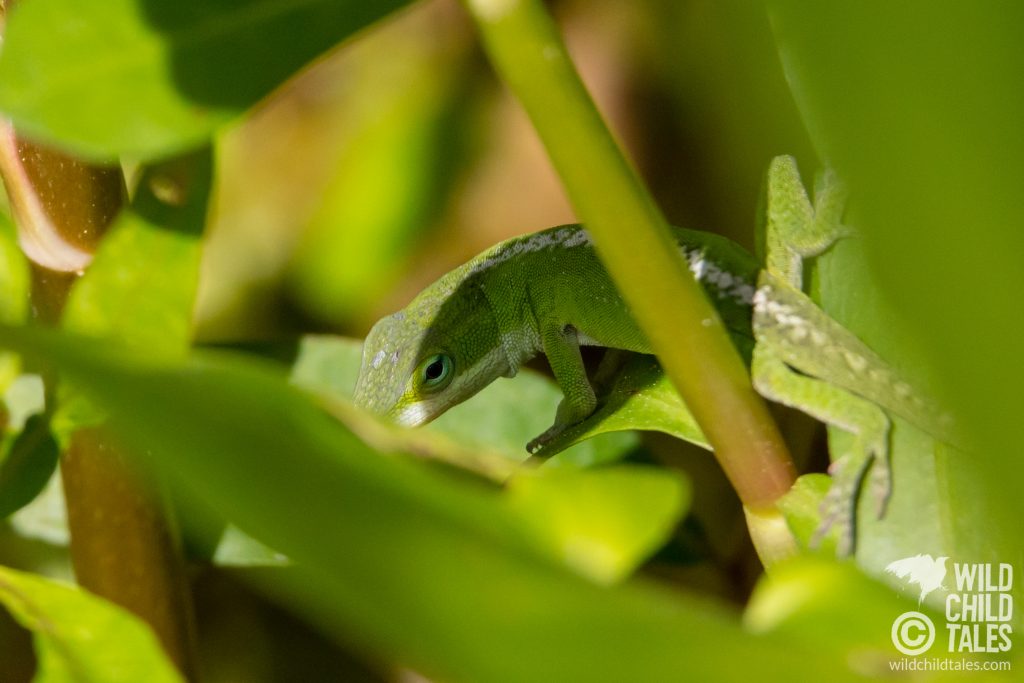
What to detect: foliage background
<box><xmin>0</xmin><ymin>0</ymin><xmax>1021</xmax><ymax>680</ymax></box>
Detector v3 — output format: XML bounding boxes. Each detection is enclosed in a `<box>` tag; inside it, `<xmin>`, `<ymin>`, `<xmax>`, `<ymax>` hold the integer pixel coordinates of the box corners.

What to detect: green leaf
<box><xmin>0</xmin><ymin>414</ymin><xmax>59</xmax><ymax>519</ymax></box>
<box><xmin>0</xmin><ymin>564</ymin><xmax>183</xmax><ymax>682</ymax></box>
<box><xmin>288</xmin><ymin>21</ymin><xmax>469</xmax><ymax>324</ymax></box>
<box><xmin>535</xmin><ymin>353</ymin><xmax>710</xmax><ymax>456</ymax></box>
<box><xmin>62</xmin><ymin>150</ymin><xmax>211</xmax><ymax>351</ymax></box>
<box><xmin>0</xmin><ymin>212</ymin><xmax>30</xmax><ymax>392</ymax></box>
<box><xmin>768</xmin><ymin>1</ymin><xmax>1023</xmax><ymax>623</ymax></box>
<box><xmin>212</xmin><ymin>525</ymin><xmax>289</xmax><ymax>567</ymax></box>
<box><xmin>290</xmin><ymin>335</ymin><xmax>639</xmax><ymax>471</ymax></box>
<box><xmin>745</xmin><ymin>556</ymin><xmax>941</xmax><ymax>667</ymax></box>
<box><xmin>775</xmin><ymin>473</ymin><xmax>838</xmax><ymax>555</ymax></box>
<box><xmin>0</xmin><ymin>324</ymin><xmax>860</xmax><ymax>682</ymax></box>
<box><xmin>507</xmin><ymin>465</ymin><xmax>689</xmax><ymax>583</ymax></box>
<box><xmin>0</xmin><ymin>0</ymin><xmax>413</xmax><ymax>160</ymax></box>
<box><xmin>55</xmin><ymin>150</ymin><xmax>213</xmax><ymax>438</ymax></box>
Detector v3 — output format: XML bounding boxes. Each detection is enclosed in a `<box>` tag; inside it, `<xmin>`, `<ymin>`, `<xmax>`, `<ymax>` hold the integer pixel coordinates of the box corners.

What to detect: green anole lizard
<box><xmin>353</xmin><ymin>156</ymin><xmax>953</xmax><ymax>553</ymax></box>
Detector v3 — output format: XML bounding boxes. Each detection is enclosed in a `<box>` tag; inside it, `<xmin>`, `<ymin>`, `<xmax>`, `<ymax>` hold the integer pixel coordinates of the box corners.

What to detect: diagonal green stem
<box><xmin>461</xmin><ymin>0</ymin><xmax>795</xmax><ymax>510</ymax></box>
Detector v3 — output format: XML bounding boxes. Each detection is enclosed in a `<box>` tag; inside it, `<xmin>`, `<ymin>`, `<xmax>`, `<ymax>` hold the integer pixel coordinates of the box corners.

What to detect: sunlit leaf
<box><xmin>507</xmin><ymin>465</ymin><xmax>689</xmax><ymax>583</ymax></box>
<box><xmin>62</xmin><ymin>150</ymin><xmax>211</xmax><ymax>351</ymax></box>
<box><xmin>745</xmin><ymin>556</ymin><xmax>940</xmax><ymax>674</ymax></box>
<box><xmin>0</xmin><ymin>564</ymin><xmax>183</xmax><ymax>682</ymax></box>
<box><xmin>0</xmin><ymin>0</ymin><xmax>413</xmax><ymax>160</ymax></box>
<box><xmin>0</xmin><ymin>324</ymin><xmax>859</xmax><ymax>683</ymax></box>
<box><xmin>55</xmin><ymin>150</ymin><xmax>213</xmax><ymax>438</ymax></box>
<box><xmin>0</xmin><ymin>212</ymin><xmax>29</xmax><ymax>393</ymax></box>
<box><xmin>288</xmin><ymin>19</ymin><xmax>470</xmax><ymax>325</ymax></box>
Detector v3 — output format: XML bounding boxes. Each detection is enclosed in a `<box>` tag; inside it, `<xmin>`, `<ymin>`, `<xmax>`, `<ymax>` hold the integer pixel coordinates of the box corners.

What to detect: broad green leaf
<box><xmin>0</xmin><ymin>564</ymin><xmax>183</xmax><ymax>682</ymax></box>
<box><xmin>290</xmin><ymin>335</ymin><xmax>639</xmax><ymax>471</ymax></box>
<box><xmin>0</xmin><ymin>0</ymin><xmax>412</xmax><ymax>160</ymax></box>
<box><xmin>0</xmin><ymin>414</ymin><xmax>59</xmax><ymax>519</ymax></box>
<box><xmin>288</xmin><ymin>18</ymin><xmax>470</xmax><ymax>325</ymax></box>
<box><xmin>507</xmin><ymin>465</ymin><xmax>689</xmax><ymax>584</ymax></box>
<box><xmin>0</xmin><ymin>324</ymin><xmax>860</xmax><ymax>682</ymax></box>
<box><xmin>767</xmin><ymin>1</ymin><xmax>1022</xmax><ymax>623</ymax></box>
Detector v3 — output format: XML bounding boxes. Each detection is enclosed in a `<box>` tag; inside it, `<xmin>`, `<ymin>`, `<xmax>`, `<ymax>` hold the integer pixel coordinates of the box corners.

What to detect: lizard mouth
<box><xmin>393</xmin><ymin>402</ymin><xmax>434</xmax><ymax>427</ymax></box>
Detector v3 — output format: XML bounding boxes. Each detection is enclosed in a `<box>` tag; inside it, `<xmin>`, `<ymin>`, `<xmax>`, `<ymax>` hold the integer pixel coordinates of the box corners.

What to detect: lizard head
<box><xmin>353</xmin><ymin>283</ymin><xmax>509</xmax><ymax>427</ymax></box>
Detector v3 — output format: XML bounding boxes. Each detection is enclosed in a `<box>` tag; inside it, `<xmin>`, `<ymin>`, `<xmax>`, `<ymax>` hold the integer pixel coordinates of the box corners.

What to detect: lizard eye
<box><xmin>418</xmin><ymin>354</ymin><xmax>453</xmax><ymax>392</ymax></box>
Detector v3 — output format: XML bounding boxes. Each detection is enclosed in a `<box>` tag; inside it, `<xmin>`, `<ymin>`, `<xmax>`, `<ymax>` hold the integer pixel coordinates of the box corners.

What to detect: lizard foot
<box><xmin>526</xmin><ymin>424</ymin><xmax>567</xmax><ymax>455</ymax></box>
<box><xmin>811</xmin><ymin>438</ymin><xmax>890</xmax><ymax>556</ymax></box>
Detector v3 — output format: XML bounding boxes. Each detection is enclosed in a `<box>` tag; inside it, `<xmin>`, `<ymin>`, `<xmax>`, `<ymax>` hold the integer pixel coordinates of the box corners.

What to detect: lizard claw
<box><xmin>526</xmin><ymin>424</ymin><xmax>566</xmax><ymax>455</ymax></box>
<box><xmin>811</xmin><ymin>441</ymin><xmax>888</xmax><ymax>557</ymax></box>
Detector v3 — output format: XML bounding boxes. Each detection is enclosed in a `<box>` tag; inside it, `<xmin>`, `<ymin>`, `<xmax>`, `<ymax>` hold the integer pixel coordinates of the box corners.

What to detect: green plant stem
<box><xmin>461</xmin><ymin>0</ymin><xmax>795</xmax><ymax>510</ymax></box>
<box><xmin>0</xmin><ymin>134</ymin><xmax>197</xmax><ymax>679</ymax></box>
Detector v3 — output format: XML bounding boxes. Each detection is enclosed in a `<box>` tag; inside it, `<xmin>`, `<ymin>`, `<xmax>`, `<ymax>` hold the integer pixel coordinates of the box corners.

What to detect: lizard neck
<box><xmin>479</xmin><ymin>280</ymin><xmax>540</xmax><ymax>378</ymax></box>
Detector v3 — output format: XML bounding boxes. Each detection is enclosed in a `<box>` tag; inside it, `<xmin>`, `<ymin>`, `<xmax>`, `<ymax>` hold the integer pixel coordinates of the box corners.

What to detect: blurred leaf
<box><xmin>288</xmin><ymin>18</ymin><xmax>470</xmax><ymax>325</ymax></box>
<box><xmin>767</xmin><ymin>2</ymin><xmax>1022</xmax><ymax>620</ymax></box>
<box><xmin>0</xmin><ymin>324</ymin><xmax>860</xmax><ymax>682</ymax></box>
<box><xmin>775</xmin><ymin>473</ymin><xmax>837</xmax><ymax>555</ymax></box>
<box><xmin>290</xmin><ymin>335</ymin><xmax>639</xmax><ymax>471</ymax></box>
<box><xmin>507</xmin><ymin>465</ymin><xmax>689</xmax><ymax>584</ymax></box>
<box><xmin>55</xmin><ymin>150</ymin><xmax>213</xmax><ymax>439</ymax></box>
<box><xmin>0</xmin><ymin>414</ymin><xmax>59</xmax><ymax>519</ymax></box>
<box><xmin>8</xmin><ymin>470</ymin><xmax>69</xmax><ymax>546</ymax></box>
<box><xmin>62</xmin><ymin>150</ymin><xmax>212</xmax><ymax>351</ymax></box>
<box><xmin>212</xmin><ymin>525</ymin><xmax>289</xmax><ymax>568</ymax></box>
<box><xmin>745</xmin><ymin>556</ymin><xmax>943</xmax><ymax>675</ymax></box>
<box><xmin>2</xmin><ymin>374</ymin><xmax>45</xmax><ymax>435</ymax></box>
<box><xmin>0</xmin><ymin>211</ymin><xmax>28</xmax><ymax>327</ymax></box>
<box><xmin>0</xmin><ymin>563</ymin><xmax>183</xmax><ymax>682</ymax></box>
<box><xmin>0</xmin><ymin>211</ymin><xmax>29</xmax><ymax>392</ymax></box>
<box><xmin>0</xmin><ymin>0</ymin><xmax>413</xmax><ymax>160</ymax></box>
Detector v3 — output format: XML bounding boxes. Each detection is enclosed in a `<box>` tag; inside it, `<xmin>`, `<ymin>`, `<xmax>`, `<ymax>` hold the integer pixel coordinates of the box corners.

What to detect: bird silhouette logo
<box><xmin>885</xmin><ymin>554</ymin><xmax>949</xmax><ymax>604</ymax></box>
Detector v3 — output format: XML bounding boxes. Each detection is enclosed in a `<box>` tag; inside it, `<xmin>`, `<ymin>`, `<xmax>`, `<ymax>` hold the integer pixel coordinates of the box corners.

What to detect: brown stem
<box><xmin>0</xmin><ymin>133</ymin><xmax>198</xmax><ymax>679</ymax></box>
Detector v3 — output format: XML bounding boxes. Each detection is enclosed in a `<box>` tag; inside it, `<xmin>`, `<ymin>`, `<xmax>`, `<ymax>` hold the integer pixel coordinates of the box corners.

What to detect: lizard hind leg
<box><xmin>752</xmin><ymin>343</ymin><xmax>891</xmax><ymax>556</ymax></box>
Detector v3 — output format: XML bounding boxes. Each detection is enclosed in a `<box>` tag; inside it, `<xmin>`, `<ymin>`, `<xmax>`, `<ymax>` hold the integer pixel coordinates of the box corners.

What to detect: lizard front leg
<box><xmin>526</xmin><ymin>322</ymin><xmax>597</xmax><ymax>454</ymax></box>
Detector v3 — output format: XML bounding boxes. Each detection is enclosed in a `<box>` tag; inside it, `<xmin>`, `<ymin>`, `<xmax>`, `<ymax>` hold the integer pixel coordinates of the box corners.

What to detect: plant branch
<box><xmin>460</xmin><ymin>0</ymin><xmax>796</xmax><ymax>510</ymax></box>
<box><xmin>0</xmin><ymin>132</ymin><xmax>198</xmax><ymax>679</ymax></box>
